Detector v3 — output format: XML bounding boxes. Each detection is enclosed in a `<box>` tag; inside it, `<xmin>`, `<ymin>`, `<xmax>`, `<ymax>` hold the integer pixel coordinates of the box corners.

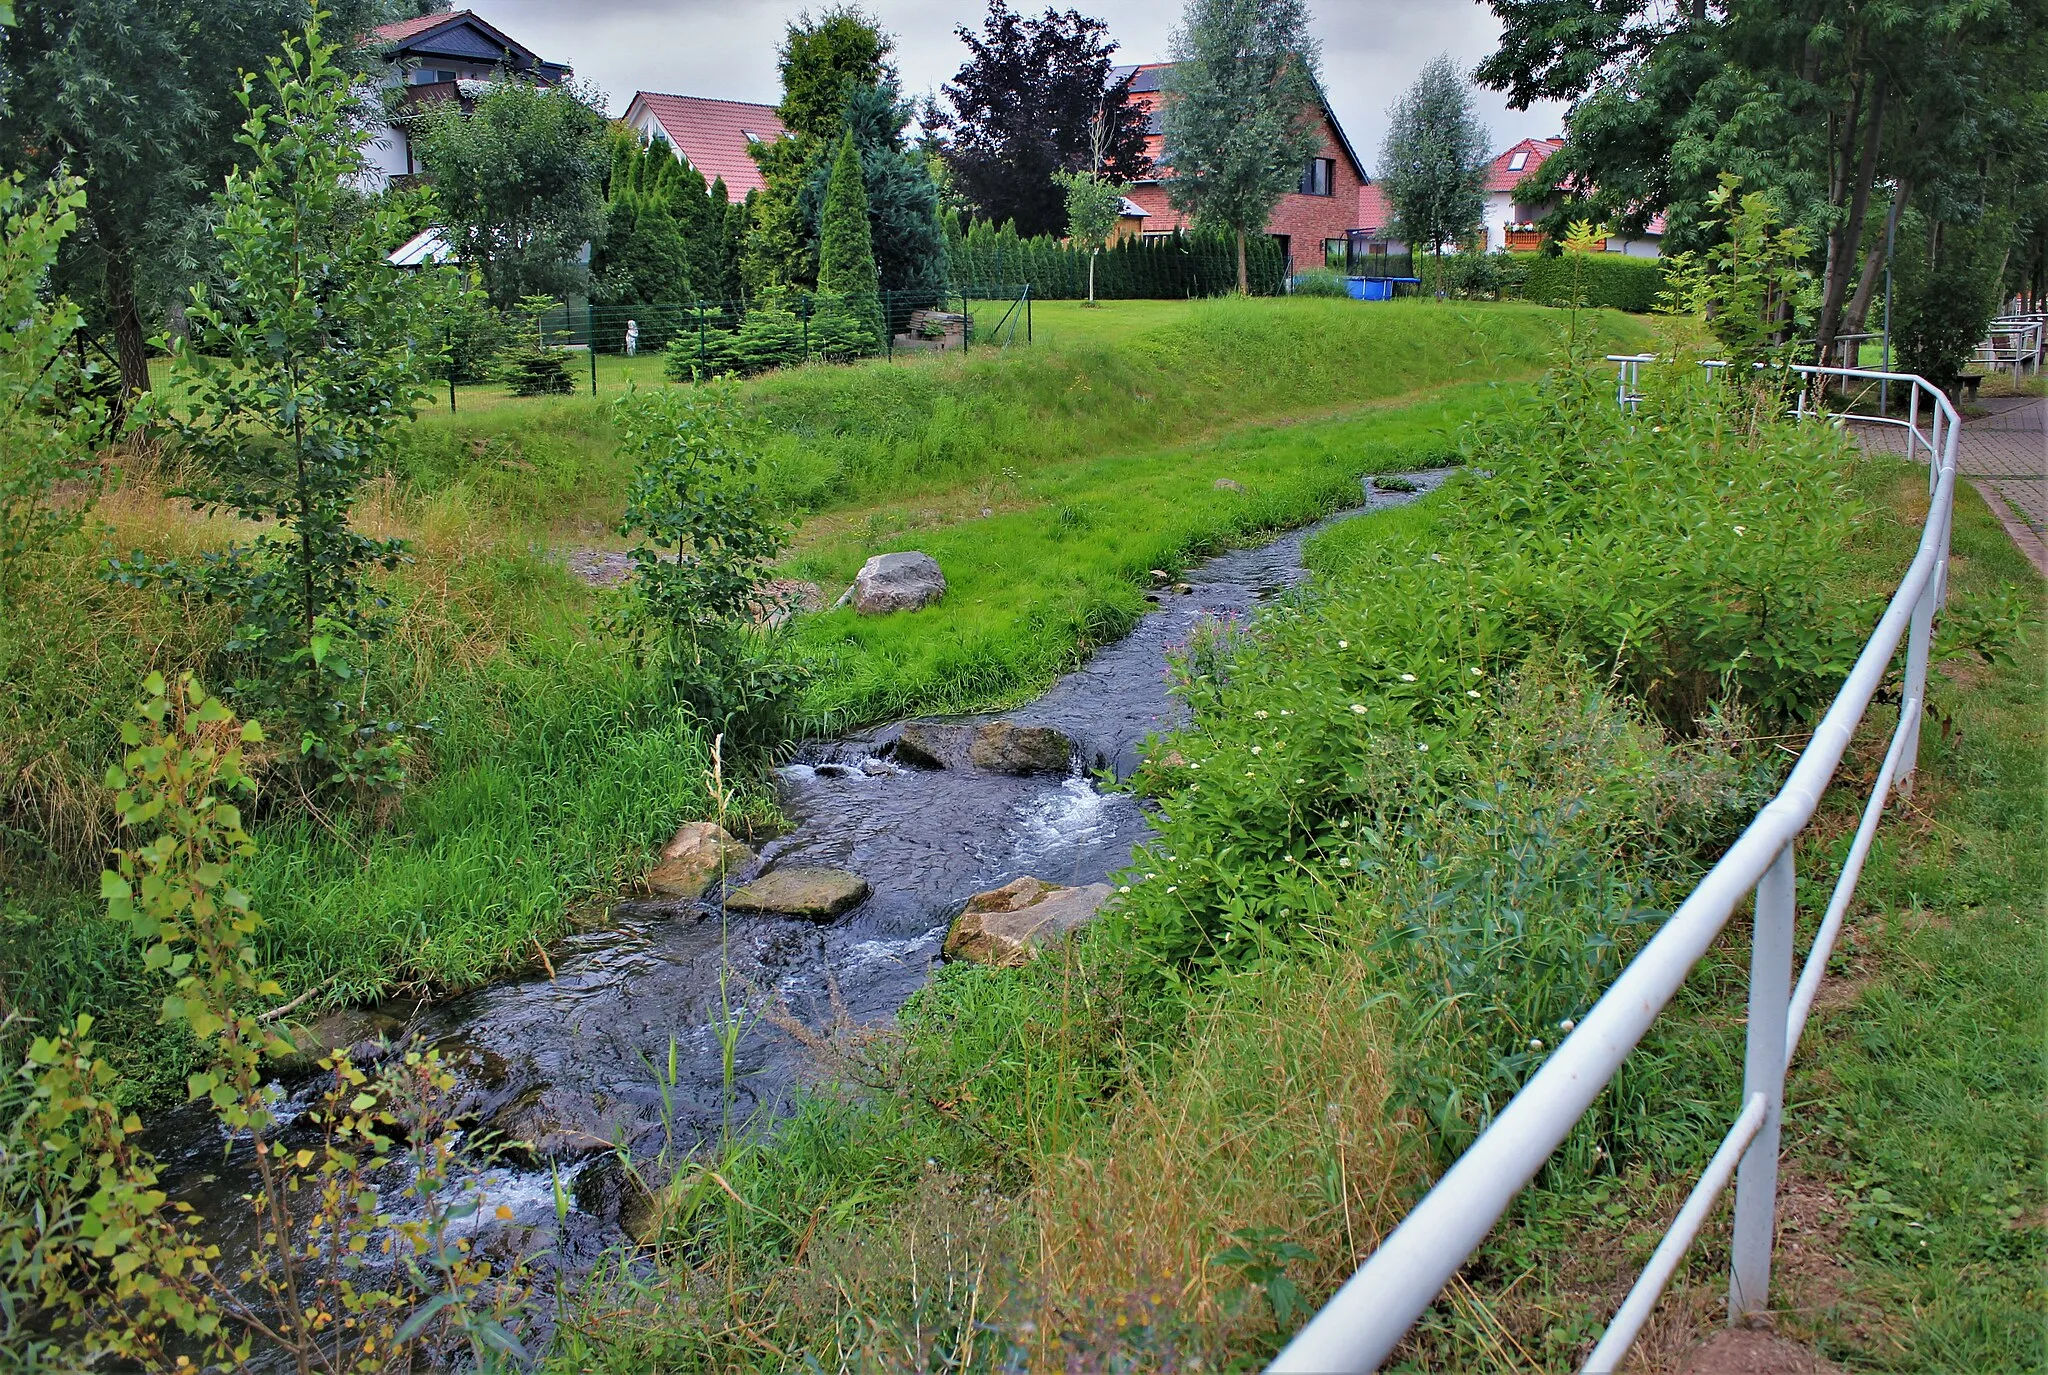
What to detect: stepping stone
<box><xmin>725</xmin><ymin>867</ymin><xmax>870</xmax><ymax>919</ymax></box>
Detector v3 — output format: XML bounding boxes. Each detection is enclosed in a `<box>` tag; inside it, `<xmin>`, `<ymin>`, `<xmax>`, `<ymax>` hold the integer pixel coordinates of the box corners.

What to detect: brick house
<box><xmin>1108</xmin><ymin>63</ymin><xmax>1369</xmax><ymax>271</ymax></box>
<box><xmin>621</xmin><ymin>92</ymin><xmax>790</xmax><ymax>202</ymax></box>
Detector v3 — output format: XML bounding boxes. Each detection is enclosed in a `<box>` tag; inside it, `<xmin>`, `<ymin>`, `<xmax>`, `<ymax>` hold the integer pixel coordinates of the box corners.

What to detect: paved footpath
<box><xmin>1853</xmin><ymin>394</ymin><xmax>2047</xmax><ymax>576</ymax></box>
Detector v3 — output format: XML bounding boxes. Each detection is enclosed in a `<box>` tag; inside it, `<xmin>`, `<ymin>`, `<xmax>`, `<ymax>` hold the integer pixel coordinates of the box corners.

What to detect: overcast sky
<box><xmin>460</xmin><ymin>0</ymin><xmax>1569</xmax><ymax>173</ymax></box>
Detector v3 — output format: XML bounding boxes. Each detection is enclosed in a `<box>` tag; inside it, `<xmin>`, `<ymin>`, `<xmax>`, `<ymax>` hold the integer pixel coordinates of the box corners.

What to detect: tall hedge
<box><xmin>945</xmin><ymin>217</ymin><xmax>1285</xmax><ymax>298</ymax></box>
<box><xmin>1512</xmin><ymin>251</ymin><xmax>1666</xmax><ymax>313</ymax></box>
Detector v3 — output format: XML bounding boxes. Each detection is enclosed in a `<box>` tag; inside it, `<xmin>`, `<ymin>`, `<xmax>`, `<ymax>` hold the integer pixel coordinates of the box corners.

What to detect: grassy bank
<box><xmin>2</xmin><ymin>297</ymin><xmax>1636</xmax><ymax>1098</ymax></box>
<box><xmin>543</xmin><ymin>357</ymin><xmax>2041</xmax><ymax>1371</ymax></box>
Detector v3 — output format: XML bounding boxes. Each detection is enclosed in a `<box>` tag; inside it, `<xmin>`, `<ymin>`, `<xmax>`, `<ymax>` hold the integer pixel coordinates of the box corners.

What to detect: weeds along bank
<box><xmin>0</xmin><ymin>298</ymin><xmax>1638</xmax><ymax>1102</ymax></box>
<box><xmin>543</xmin><ymin>354</ymin><xmax>2036</xmax><ymax>1370</ymax></box>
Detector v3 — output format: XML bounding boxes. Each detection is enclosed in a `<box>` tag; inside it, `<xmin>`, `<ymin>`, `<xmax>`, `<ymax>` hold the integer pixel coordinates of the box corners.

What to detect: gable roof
<box><xmin>1357</xmin><ymin>183</ymin><xmax>1391</xmax><ymax>233</ymax></box>
<box><xmin>372</xmin><ymin>10</ymin><xmax>569</xmax><ymax>82</ymax></box>
<box><xmin>625</xmin><ymin>92</ymin><xmax>787</xmax><ymax>201</ymax></box>
<box><xmin>1107</xmin><ymin>61</ymin><xmax>1368</xmax><ymax>185</ymax></box>
<box><xmin>1485</xmin><ymin>136</ymin><xmax>1565</xmax><ymax>194</ymax></box>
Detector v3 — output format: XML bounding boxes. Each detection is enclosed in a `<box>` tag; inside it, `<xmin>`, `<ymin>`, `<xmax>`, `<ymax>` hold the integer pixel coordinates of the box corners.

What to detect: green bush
<box><xmin>1438</xmin><ymin>249</ymin><xmax>1528</xmax><ymax>301</ymax></box>
<box><xmin>1512</xmin><ymin>250</ymin><xmax>1666</xmax><ymax>312</ymax></box>
<box><xmin>663</xmin><ymin>298</ymin><xmax>878</xmax><ymax>381</ymax></box>
<box><xmin>1288</xmin><ymin>267</ymin><xmax>1351</xmax><ymax>298</ymax></box>
<box><xmin>501</xmin><ymin>347</ymin><xmax>577</xmax><ymax>395</ymax></box>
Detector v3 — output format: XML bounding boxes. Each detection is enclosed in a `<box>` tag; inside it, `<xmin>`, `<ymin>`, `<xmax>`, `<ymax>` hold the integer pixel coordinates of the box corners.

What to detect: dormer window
<box><xmin>1508</xmin><ymin>150</ymin><xmax>1529</xmax><ymax>171</ymax></box>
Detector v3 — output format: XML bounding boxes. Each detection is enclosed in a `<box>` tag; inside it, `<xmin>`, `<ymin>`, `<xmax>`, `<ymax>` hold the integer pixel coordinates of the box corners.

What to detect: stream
<box><xmin>145</xmin><ymin>469</ymin><xmax>1452</xmax><ymax>1295</ymax></box>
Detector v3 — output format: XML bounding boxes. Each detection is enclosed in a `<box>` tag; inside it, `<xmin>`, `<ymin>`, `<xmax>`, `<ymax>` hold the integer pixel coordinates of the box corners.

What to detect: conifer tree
<box><xmin>818</xmin><ymin>132</ymin><xmax>880</xmax><ymax>299</ymax></box>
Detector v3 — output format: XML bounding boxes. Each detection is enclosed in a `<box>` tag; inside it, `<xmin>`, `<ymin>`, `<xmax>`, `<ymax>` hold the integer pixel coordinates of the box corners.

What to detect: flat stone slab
<box><xmin>725</xmin><ymin>866</ymin><xmax>871</xmax><ymax>919</ymax></box>
<box><xmin>943</xmin><ymin>876</ymin><xmax>1113</xmax><ymax>966</ymax></box>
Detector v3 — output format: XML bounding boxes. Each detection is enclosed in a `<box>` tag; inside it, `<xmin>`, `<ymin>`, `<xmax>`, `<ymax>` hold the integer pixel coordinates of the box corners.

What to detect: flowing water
<box><xmin>147</xmin><ymin>469</ymin><xmax>1452</xmax><ymax>1284</ymax></box>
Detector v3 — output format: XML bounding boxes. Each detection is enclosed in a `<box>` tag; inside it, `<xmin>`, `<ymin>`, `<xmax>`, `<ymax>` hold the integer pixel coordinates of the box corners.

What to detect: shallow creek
<box><xmin>146</xmin><ymin>469</ymin><xmax>1452</xmax><ymax>1280</ymax></box>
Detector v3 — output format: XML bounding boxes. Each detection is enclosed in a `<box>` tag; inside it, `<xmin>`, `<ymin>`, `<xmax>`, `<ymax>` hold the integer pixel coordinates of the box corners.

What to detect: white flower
<box><xmin>1400</xmin><ymin>673</ymin><xmax>1417</xmax><ymax>682</ymax></box>
<box><xmin>1118</xmin><ymin>885</ymin><xmax>1131</xmax><ymax>894</ymax></box>
<box><xmin>1468</xmin><ymin>689</ymin><xmax>1481</xmax><ymax>699</ymax></box>
<box><xmin>1470</xmin><ymin>667</ymin><xmax>1482</xmax><ymax>677</ymax></box>
<box><xmin>1338</xmin><ymin>639</ymin><xmax>1349</xmax><ymax>648</ymax></box>
<box><xmin>1250</xmin><ymin>746</ymin><xmax>1261</xmax><ymax>755</ymax></box>
<box><xmin>1295</xmin><ymin>777</ymin><xmax>1305</xmax><ymax>783</ymax></box>
<box><xmin>1166</xmin><ymin>886</ymin><xmax>1177</xmax><ymax>893</ymax></box>
<box><xmin>1338</xmin><ymin>857</ymin><xmax>1352</xmax><ymax>868</ymax></box>
<box><xmin>1254</xmin><ymin>710</ymin><xmax>1269</xmax><ymax>719</ymax></box>
<box><xmin>1417</xmin><ymin>742</ymin><xmax>1429</xmax><ymax>752</ymax></box>
<box><xmin>1733</xmin><ymin>524</ymin><xmax>1747</xmax><ymax>536</ymax></box>
<box><xmin>1430</xmin><ymin>552</ymin><xmax>1445</xmax><ymax>563</ymax></box>
<box><xmin>1559</xmin><ymin>1018</ymin><xmax>1577</xmax><ymax>1032</ymax></box>
<box><xmin>1280</xmin><ymin>709</ymin><xmax>1292</xmax><ymax>716</ymax></box>
<box><xmin>1528</xmin><ymin>1038</ymin><xmax>1545</xmax><ymax>1052</ymax></box>
<box><xmin>1351</xmin><ymin>704</ymin><xmax>1367</xmax><ymax>715</ymax></box>
<box><xmin>1145</xmin><ymin>873</ymin><xmax>1157</xmax><ymax>880</ymax></box>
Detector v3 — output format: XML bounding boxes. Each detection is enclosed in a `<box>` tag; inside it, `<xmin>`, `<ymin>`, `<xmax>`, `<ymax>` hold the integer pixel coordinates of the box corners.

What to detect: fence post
<box><xmin>588</xmin><ymin>305</ymin><xmax>598</xmax><ymax>396</ymax></box>
<box><xmin>1729</xmin><ymin>843</ymin><xmax>1794</xmax><ymax>1322</ymax></box>
<box><xmin>1026</xmin><ymin>284</ymin><xmax>1032</xmax><ymax>343</ymax></box>
<box><xmin>446</xmin><ymin>326</ymin><xmax>456</xmax><ymax>414</ymax></box>
<box><xmin>697</xmin><ymin>299</ymin><xmax>707</xmax><ymax>381</ymax></box>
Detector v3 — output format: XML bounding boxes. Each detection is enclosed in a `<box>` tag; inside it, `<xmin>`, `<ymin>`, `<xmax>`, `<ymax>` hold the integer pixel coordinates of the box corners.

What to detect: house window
<box><xmin>1507</xmin><ymin>150</ymin><xmax>1529</xmax><ymax>171</ymax></box>
<box><xmin>1298</xmin><ymin>157</ymin><xmax>1334</xmax><ymax>197</ymax></box>
<box><xmin>1324</xmin><ymin>238</ymin><xmax>1348</xmax><ymax>268</ymax></box>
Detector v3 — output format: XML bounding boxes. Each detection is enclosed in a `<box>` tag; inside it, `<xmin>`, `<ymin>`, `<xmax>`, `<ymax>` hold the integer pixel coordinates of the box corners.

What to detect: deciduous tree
<box><xmin>1477</xmin><ymin>0</ymin><xmax>2042</xmax><ymax>366</ymax></box>
<box><xmin>1377</xmin><ymin>55</ymin><xmax>1490</xmax><ymax>284</ymax></box>
<box><xmin>1159</xmin><ymin>0</ymin><xmax>1324</xmax><ymax>293</ymax></box>
<box><xmin>0</xmin><ymin>0</ymin><xmax>371</xmax><ymax>402</ymax></box>
<box><xmin>1055</xmin><ymin>169</ymin><xmax>1125</xmax><ymax>302</ymax></box>
<box><xmin>935</xmin><ymin>0</ymin><xmax>1150</xmax><ymax>238</ymax></box>
<box><xmin>119</xmin><ymin>16</ymin><xmax>439</xmax><ymax>787</ymax></box>
<box><xmin>412</xmin><ymin>77</ymin><xmax>608</xmax><ymax>308</ymax></box>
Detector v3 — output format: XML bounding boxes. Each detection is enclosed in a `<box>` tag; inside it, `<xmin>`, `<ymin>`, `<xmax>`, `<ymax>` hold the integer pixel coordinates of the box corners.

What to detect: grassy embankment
<box><xmin>539</xmin><ymin>354</ymin><xmax>2041</xmax><ymax>1372</ymax></box>
<box><xmin>1</xmin><ymin>297</ymin><xmax>1637</xmax><ymax>1099</ymax></box>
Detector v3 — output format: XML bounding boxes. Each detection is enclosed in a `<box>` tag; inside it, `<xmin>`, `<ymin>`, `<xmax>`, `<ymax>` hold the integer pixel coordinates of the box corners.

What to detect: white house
<box><xmin>358</xmin><ymin>10</ymin><xmax>572</xmax><ymax>191</ymax></box>
<box><xmin>620</xmin><ymin>92</ymin><xmax>790</xmax><ymax>202</ymax></box>
<box><xmin>1357</xmin><ymin>137</ymin><xmax>1664</xmax><ymax>258</ymax></box>
<box><xmin>1479</xmin><ymin>137</ymin><xmax>1664</xmax><ymax>257</ymax></box>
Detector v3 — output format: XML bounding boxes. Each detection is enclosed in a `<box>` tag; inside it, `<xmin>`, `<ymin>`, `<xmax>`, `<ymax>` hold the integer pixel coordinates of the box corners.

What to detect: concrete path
<box><xmin>1852</xmin><ymin>394</ymin><xmax>2047</xmax><ymax>576</ymax></box>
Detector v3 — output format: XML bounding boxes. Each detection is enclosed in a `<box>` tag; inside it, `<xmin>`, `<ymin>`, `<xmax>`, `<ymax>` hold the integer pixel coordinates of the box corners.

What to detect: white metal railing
<box><xmin>1982</xmin><ymin>316</ymin><xmax>2044</xmax><ymax>381</ymax></box>
<box><xmin>1270</xmin><ymin>362</ymin><xmax>1959</xmax><ymax>1374</ymax></box>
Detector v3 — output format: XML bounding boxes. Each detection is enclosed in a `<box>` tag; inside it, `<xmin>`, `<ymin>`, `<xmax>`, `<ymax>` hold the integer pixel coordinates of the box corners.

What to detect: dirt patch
<box><xmin>1676</xmin><ymin>1325</ymin><xmax>1844</xmax><ymax>1375</ymax></box>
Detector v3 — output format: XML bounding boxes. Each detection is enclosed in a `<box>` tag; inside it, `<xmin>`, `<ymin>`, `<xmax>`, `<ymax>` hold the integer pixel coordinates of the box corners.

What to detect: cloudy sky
<box><xmin>460</xmin><ymin>0</ymin><xmax>1569</xmax><ymax>172</ymax></box>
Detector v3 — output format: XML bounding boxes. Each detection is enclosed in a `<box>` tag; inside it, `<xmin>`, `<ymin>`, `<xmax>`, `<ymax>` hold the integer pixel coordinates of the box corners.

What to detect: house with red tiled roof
<box><xmin>1357</xmin><ymin>137</ymin><xmax>1664</xmax><ymax>258</ymax></box>
<box><xmin>621</xmin><ymin>93</ymin><xmax>789</xmax><ymax>203</ymax></box>
<box><xmin>359</xmin><ymin>10</ymin><xmax>572</xmax><ymax>190</ymax></box>
<box><xmin>1108</xmin><ymin>62</ymin><xmax>1371</xmax><ymax>271</ymax></box>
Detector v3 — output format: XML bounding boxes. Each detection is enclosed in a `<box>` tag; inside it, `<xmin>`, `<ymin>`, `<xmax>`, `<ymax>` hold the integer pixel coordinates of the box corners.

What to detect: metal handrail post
<box><xmin>1907</xmin><ymin>386</ymin><xmax>1920</xmax><ymax>463</ymax></box>
<box><xmin>1728</xmin><ymin>844</ymin><xmax>1795</xmax><ymax>1319</ymax></box>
